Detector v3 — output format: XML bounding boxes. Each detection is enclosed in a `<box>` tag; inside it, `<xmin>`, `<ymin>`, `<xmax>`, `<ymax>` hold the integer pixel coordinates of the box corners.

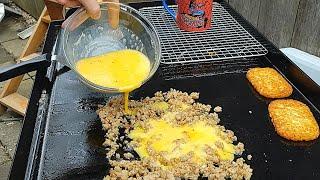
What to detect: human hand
<box><xmin>54</xmin><ymin>0</ymin><xmax>119</xmax><ymax>30</ymax></box>
<box><xmin>56</xmin><ymin>0</ymin><xmax>101</xmax><ymax>19</ymax></box>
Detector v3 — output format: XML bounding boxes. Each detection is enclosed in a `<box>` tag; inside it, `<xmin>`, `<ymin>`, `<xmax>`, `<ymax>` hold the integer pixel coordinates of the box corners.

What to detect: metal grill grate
<box><xmin>140</xmin><ymin>3</ymin><xmax>268</xmax><ymax>64</ymax></box>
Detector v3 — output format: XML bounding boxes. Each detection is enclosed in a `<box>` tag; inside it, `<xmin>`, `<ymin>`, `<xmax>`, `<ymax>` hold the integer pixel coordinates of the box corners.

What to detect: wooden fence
<box><xmin>228</xmin><ymin>0</ymin><xmax>320</xmax><ymax>57</ymax></box>
<box><xmin>12</xmin><ymin>0</ymin><xmax>320</xmax><ymax>57</ymax></box>
<box><xmin>12</xmin><ymin>0</ymin><xmax>44</xmax><ymax>18</ymax></box>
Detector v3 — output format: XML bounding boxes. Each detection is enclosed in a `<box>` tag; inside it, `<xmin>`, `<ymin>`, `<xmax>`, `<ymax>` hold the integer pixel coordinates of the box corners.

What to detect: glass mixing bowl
<box><xmin>62</xmin><ymin>2</ymin><xmax>161</xmax><ymax>93</ymax></box>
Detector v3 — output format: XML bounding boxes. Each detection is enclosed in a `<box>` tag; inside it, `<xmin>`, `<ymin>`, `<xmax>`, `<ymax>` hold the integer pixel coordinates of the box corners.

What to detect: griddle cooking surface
<box><xmin>37</xmin><ymin>55</ymin><xmax>320</xmax><ymax>179</ymax></box>
<box><xmin>38</xmin><ymin>65</ymin><xmax>110</xmax><ymax>179</ymax></box>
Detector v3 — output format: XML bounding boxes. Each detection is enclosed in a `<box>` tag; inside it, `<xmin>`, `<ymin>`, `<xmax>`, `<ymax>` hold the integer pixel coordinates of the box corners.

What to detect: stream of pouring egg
<box><xmin>75</xmin><ymin>49</ymin><xmax>150</xmax><ymax>113</ymax></box>
<box><xmin>76</xmin><ymin>50</ymin><xmax>236</xmax><ymax>166</ymax></box>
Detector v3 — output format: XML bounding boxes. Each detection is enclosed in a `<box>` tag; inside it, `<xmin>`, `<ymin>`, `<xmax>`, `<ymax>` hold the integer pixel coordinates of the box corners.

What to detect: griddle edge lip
<box><xmin>8</xmin><ymin>21</ymin><xmax>62</xmax><ymax>180</ymax></box>
<box><xmin>9</xmin><ymin>0</ymin><xmax>320</xmax><ymax>179</ymax></box>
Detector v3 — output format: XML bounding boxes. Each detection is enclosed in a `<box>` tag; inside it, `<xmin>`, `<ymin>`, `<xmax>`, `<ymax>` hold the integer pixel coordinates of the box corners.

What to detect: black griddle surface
<box><xmin>37</xmin><ymin>54</ymin><xmax>320</xmax><ymax>179</ymax></box>
<box><xmin>13</xmin><ymin>1</ymin><xmax>320</xmax><ymax>179</ymax></box>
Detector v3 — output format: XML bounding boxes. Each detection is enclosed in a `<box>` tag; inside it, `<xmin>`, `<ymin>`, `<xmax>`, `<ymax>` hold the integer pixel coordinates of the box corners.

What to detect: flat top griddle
<box><xmin>9</xmin><ymin>1</ymin><xmax>320</xmax><ymax>180</ymax></box>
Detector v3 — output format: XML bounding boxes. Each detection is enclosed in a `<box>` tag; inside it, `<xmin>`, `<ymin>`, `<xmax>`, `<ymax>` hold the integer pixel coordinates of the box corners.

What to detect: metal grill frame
<box><xmin>140</xmin><ymin>2</ymin><xmax>268</xmax><ymax>64</ymax></box>
<box><xmin>10</xmin><ymin>1</ymin><xmax>320</xmax><ymax>180</ymax></box>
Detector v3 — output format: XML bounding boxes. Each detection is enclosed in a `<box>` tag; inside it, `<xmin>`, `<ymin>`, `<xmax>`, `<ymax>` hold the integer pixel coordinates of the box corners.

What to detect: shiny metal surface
<box><xmin>139</xmin><ymin>3</ymin><xmax>268</xmax><ymax>64</ymax></box>
<box><xmin>10</xmin><ymin>1</ymin><xmax>320</xmax><ymax>180</ymax></box>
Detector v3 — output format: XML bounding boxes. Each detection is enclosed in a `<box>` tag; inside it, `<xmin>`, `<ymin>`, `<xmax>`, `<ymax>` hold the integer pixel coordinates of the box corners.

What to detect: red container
<box><xmin>162</xmin><ymin>0</ymin><xmax>213</xmax><ymax>32</ymax></box>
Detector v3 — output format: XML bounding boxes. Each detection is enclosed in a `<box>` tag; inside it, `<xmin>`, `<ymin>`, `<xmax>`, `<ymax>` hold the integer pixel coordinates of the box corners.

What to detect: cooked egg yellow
<box><xmin>129</xmin><ymin>102</ymin><xmax>235</xmax><ymax>166</ymax></box>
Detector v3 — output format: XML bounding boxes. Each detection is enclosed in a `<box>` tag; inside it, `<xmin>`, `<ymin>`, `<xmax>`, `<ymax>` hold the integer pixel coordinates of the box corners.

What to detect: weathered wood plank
<box><xmin>228</xmin><ymin>0</ymin><xmax>261</xmax><ymax>27</ymax></box>
<box><xmin>0</xmin><ymin>8</ymin><xmax>48</xmax><ymax>115</ymax></box>
<box><xmin>12</xmin><ymin>0</ymin><xmax>45</xmax><ymax>18</ymax></box>
<box><xmin>0</xmin><ymin>93</ymin><xmax>28</xmax><ymax>116</ymax></box>
<box><xmin>19</xmin><ymin>53</ymin><xmax>41</xmax><ymax>62</ymax></box>
<box><xmin>44</xmin><ymin>0</ymin><xmax>64</xmax><ymax>20</ymax></box>
<box><xmin>10</xmin><ymin>0</ymin><xmax>319</xmax><ymax>57</ymax></box>
<box><xmin>291</xmin><ymin>0</ymin><xmax>320</xmax><ymax>57</ymax></box>
<box><xmin>257</xmin><ymin>0</ymin><xmax>300</xmax><ymax>48</ymax></box>
<box><xmin>41</xmin><ymin>15</ymin><xmax>51</xmax><ymax>24</ymax></box>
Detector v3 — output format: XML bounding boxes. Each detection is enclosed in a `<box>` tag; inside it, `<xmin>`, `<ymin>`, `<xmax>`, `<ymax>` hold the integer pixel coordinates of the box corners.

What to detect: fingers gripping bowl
<box><xmin>62</xmin><ymin>2</ymin><xmax>161</xmax><ymax>93</ymax></box>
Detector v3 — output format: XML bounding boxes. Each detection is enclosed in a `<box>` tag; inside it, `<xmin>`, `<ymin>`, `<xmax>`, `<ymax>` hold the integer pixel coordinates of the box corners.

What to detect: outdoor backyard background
<box><xmin>13</xmin><ymin>0</ymin><xmax>320</xmax><ymax>57</ymax></box>
<box><xmin>0</xmin><ymin>0</ymin><xmax>319</xmax><ymax>179</ymax></box>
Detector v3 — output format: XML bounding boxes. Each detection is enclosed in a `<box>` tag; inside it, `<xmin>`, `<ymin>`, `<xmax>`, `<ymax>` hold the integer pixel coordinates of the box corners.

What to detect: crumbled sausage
<box><xmin>214</xmin><ymin>106</ymin><xmax>222</xmax><ymax>113</ymax></box>
<box><xmin>98</xmin><ymin>89</ymin><xmax>252</xmax><ymax>179</ymax></box>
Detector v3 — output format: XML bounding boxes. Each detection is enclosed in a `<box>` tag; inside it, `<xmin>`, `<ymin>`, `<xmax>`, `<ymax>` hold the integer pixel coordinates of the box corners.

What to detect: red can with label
<box><xmin>162</xmin><ymin>0</ymin><xmax>213</xmax><ymax>32</ymax></box>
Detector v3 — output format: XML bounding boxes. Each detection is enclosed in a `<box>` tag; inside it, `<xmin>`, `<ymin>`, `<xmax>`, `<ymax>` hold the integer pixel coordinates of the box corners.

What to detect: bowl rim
<box><xmin>61</xmin><ymin>2</ymin><xmax>161</xmax><ymax>93</ymax></box>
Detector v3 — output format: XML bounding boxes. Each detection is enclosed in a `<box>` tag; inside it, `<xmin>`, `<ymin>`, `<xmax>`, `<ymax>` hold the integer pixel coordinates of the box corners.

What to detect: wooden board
<box><xmin>19</xmin><ymin>8</ymin><xmax>49</xmax><ymax>61</ymax></box>
<box><xmin>229</xmin><ymin>0</ymin><xmax>320</xmax><ymax>56</ymax></box>
<box><xmin>0</xmin><ymin>76</ymin><xmax>25</xmax><ymax>99</ymax></box>
<box><xmin>0</xmin><ymin>7</ymin><xmax>48</xmax><ymax>97</ymax></box>
<box><xmin>0</xmin><ymin>8</ymin><xmax>49</xmax><ymax>116</ymax></box>
<box><xmin>44</xmin><ymin>0</ymin><xmax>64</xmax><ymax>20</ymax></box>
<box><xmin>0</xmin><ymin>93</ymin><xmax>28</xmax><ymax>116</ymax></box>
<box><xmin>19</xmin><ymin>53</ymin><xmax>41</xmax><ymax>62</ymax></box>
<box><xmin>291</xmin><ymin>0</ymin><xmax>320</xmax><ymax>56</ymax></box>
<box><xmin>257</xmin><ymin>0</ymin><xmax>300</xmax><ymax>48</ymax></box>
<box><xmin>12</xmin><ymin>0</ymin><xmax>45</xmax><ymax>18</ymax></box>
<box><xmin>41</xmin><ymin>15</ymin><xmax>52</xmax><ymax>24</ymax></box>
<box><xmin>228</xmin><ymin>0</ymin><xmax>261</xmax><ymax>27</ymax></box>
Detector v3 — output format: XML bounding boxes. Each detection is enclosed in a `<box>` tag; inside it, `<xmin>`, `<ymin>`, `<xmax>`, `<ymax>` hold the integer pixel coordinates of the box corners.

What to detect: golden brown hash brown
<box><xmin>246</xmin><ymin>67</ymin><xmax>293</xmax><ymax>98</ymax></box>
<box><xmin>268</xmin><ymin>99</ymin><xmax>319</xmax><ymax>141</ymax></box>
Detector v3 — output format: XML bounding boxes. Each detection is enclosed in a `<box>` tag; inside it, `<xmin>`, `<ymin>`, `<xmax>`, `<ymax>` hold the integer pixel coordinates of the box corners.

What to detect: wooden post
<box><xmin>44</xmin><ymin>0</ymin><xmax>64</xmax><ymax>20</ymax></box>
<box><xmin>0</xmin><ymin>8</ymin><xmax>51</xmax><ymax>116</ymax></box>
<box><xmin>0</xmin><ymin>0</ymin><xmax>121</xmax><ymax>115</ymax></box>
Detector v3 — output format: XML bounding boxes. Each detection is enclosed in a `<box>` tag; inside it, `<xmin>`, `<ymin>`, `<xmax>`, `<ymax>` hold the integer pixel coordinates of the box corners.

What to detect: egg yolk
<box><xmin>129</xmin><ymin>102</ymin><xmax>235</xmax><ymax>166</ymax></box>
<box><xmin>76</xmin><ymin>49</ymin><xmax>150</xmax><ymax>113</ymax></box>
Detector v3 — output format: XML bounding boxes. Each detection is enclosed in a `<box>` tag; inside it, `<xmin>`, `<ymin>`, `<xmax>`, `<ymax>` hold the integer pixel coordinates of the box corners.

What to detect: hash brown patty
<box><xmin>268</xmin><ymin>99</ymin><xmax>319</xmax><ymax>141</ymax></box>
<box><xmin>246</xmin><ymin>67</ymin><xmax>293</xmax><ymax>98</ymax></box>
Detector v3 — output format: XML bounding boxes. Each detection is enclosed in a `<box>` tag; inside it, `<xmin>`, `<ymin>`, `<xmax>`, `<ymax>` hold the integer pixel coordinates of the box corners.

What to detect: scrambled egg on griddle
<box><xmin>129</xmin><ymin>102</ymin><xmax>235</xmax><ymax>166</ymax></box>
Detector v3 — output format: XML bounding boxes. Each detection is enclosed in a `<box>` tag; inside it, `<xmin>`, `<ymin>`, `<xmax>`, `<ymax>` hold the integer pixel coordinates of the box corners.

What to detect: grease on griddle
<box><xmin>77</xmin><ymin>97</ymin><xmax>107</xmax><ymax>112</ymax></box>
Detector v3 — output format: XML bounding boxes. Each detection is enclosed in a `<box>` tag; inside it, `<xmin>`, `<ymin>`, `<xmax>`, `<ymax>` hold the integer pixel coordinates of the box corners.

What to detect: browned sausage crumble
<box><xmin>98</xmin><ymin>89</ymin><xmax>252</xmax><ymax>179</ymax></box>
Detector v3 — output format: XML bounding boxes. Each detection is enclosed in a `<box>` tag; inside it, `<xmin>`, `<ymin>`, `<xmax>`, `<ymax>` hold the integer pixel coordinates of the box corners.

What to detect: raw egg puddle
<box><xmin>129</xmin><ymin>102</ymin><xmax>235</xmax><ymax>167</ymax></box>
<box><xmin>75</xmin><ymin>49</ymin><xmax>150</xmax><ymax>113</ymax></box>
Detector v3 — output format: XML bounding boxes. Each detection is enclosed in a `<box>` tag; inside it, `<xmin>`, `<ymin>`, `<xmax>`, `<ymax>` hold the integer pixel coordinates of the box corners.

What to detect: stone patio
<box><xmin>0</xmin><ymin>14</ymin><xmax>34</xmax><ymax>180</ymax></box>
